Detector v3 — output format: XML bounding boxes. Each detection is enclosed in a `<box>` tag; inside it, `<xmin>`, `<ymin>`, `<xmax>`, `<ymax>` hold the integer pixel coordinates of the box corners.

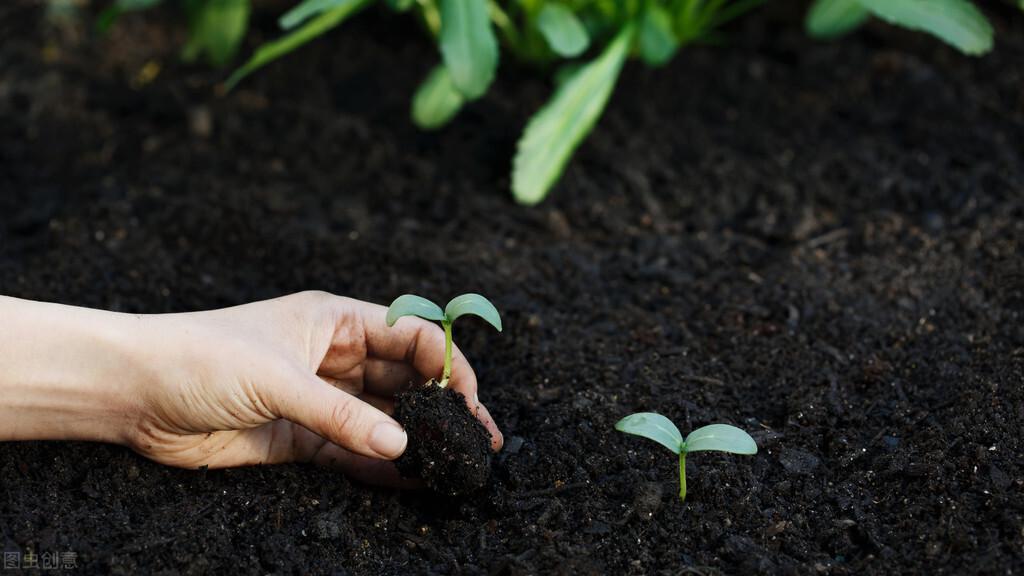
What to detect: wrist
<box><xmin>0</xmin><ymin>296</ymin><xmax>146</xmax><ymax>445</ymax></box>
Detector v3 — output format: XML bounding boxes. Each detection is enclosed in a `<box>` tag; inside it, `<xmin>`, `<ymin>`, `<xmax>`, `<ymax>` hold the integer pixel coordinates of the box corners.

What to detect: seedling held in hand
<box><xmin>616</xmin><ymin>412</ymin><xmax>757</xmax><ymax>501</ymax></box>
<box><xmin>385</xmin><ymin>293</ymin><xmax>501</xmax><ymax>495</ymax></box>
<box><xmin>386</xmin><ymin>293</ymin><xmax>502</xmax><ymax>388</ymax></box>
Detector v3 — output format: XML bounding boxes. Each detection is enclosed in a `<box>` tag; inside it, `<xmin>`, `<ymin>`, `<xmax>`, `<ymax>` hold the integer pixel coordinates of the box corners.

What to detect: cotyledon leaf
<box><xmin>444</xmin><ymin>294</ymin><xmax>502</xmax><ymax>331</ymax></box>
<box><xmin>615</xmin><ymin>412</ymin><xmax>684</xmax><ymax>454</ymax></box>
<box><xmin>684</xmin><ymin>424</ymin><xmax>758</xmax><ymax>454</ymax></box>
<box><xmin>386</xmin><ymin>295</ymin><xmax>446</xmax><ymax>326</ymax></box>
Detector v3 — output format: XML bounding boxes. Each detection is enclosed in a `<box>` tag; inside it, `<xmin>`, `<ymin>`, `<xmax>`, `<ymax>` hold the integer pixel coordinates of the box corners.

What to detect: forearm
<box><xmin>0</xmin><ymin>296</ymin><xmax>143</xmax><ymax>444</ymax></box>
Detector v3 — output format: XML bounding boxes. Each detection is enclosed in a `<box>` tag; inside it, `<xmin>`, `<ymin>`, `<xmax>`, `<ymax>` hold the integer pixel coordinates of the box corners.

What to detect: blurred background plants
<box><xmin>91</xmin><ymin>0</ymin><xmax>1007</xmax><ymax>205</ymax></box>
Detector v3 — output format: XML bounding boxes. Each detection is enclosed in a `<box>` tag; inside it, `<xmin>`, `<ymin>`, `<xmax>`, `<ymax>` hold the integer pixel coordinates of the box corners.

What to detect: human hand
<box><xmin>0</xmin><ymin>292</ymin><xmax>503</xmax><ymax>487</ymax></box>
<box><xmin>128</xmin><ymin>291</ymin><xmax>503</xmax><ymax>485</ymax></box>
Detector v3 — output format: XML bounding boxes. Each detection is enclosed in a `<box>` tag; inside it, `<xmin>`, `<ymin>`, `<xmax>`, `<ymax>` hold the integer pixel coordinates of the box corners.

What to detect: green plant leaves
<box><xmin>615</xmin><ymin>412</ymin><xmax>684</xmax><ymax>454</ymax></box>
<box><xmin>444</xmin><ymin>294</ymin><xmax>502</xmax><ymax>331</ymax></box>
<box><xmin>684</xmin><ymin>424</ymin><xmax>758</xmax><ymax>454</ymax></box>
<box><xmin>807</xmin><ymin>0</ymin><xmax>993</xmax><ymax>55</ymax></box>
<box><xmin>412</xmin><ymin>65</ymin><xmax>466</xmax><ymax>129</ymax></box>
<box><xmin>638</xmin><ymin>2</ymin><xmax>678</xmax><ymax>66</ymax></box>
<box><xmin>537</xmin><ymin>4</ymin><xmax>590</xmax><ymax>58</ymax></box>
<box><xmin>857</xmin><ymin>0</ymin><xmax>992</xmax><ymax>55</ymax></box>
<box><xmin>512</xmin><ymin>24</ymin><xmax>634</xmax><ymax>205</ymax></box>
<box><xmin>806</xmin><ymin>0</ymin><xmax>870</xmax><ymax>38</ymax></box>
<box><xmin>182</xmin><ymin>0</ymin><xmax>251</xmax><ymax>67</ymax></box>
<box><xmin>225</xmin><ymin>0</ymin><xmax>369</xmax><ymax>90</ymax></box>
<box><xmin>439</xmin><ymin>0</ymin><xmax>498</xmax><ymax>99</ymax></box>
<box><xmin>386</xmin><ymin>295</ymin><xmax>446</xmax><ymax>326</ymax></box>
<box><xmin>617</xmin><ymin>415</ymin><xmax>758</xmax><ymax>456</ymax></box>
<box><xmin>279</xmin><ymin>0</ymin><xmax>348</xmax><ymax>30</ymax></box>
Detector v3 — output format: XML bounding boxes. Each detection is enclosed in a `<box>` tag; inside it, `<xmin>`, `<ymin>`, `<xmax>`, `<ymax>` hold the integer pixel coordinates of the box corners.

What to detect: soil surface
<box><xmin>394</xmin><ymin>382</ymin><xmax>493</xmax><ymax>496</ymax></box>
<box><xmin>2</xmin><ymin>2</ymin><xmax>1024</xmax><ymax>574</ymax></box>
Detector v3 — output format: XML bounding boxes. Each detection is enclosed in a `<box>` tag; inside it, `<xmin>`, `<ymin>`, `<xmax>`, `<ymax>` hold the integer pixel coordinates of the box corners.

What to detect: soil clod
<box><xmin>393</xmin><ymin>381</ymin><xmax>492</xmax><ymax>495</ymax></box>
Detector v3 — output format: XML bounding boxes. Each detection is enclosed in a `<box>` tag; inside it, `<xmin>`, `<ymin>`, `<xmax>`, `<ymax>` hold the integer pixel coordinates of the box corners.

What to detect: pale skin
<box><xmin>0</xmin><ymin>291</ymin><xmax>503</xmax><ymax>487</ymax></box>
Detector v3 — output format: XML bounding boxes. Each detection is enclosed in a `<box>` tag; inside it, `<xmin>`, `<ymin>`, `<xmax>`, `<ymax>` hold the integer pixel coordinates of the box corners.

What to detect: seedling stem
<box><xmin>441</xmin><ymin>319</ymin><xmax>454</xmax><ymax>387</ymax></box>
<box><xmin>679</xmin><ymin>450</ymin><xmax>687</xmax><ymax>501</ymax></box>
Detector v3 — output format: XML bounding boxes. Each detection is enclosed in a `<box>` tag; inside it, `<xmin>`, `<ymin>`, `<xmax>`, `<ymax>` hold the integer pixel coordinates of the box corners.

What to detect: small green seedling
<box><xmin>615</xmin><ymin>412</ymin><xmax>757</xmax><ymax>501</ymax></box>
<box><xmin>386</xmin><ymin>294</ymin><xmax>501</xmax><ymax>388</ymax></box>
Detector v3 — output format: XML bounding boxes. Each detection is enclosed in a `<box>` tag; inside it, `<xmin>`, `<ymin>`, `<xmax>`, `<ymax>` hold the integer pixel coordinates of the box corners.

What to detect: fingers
<box><xmin>318</xmin><ymin>360</ymin><xmax>419</xmax><ymax>397</ymax></box>
<box><xmin>472</xmin><ymin>400</ymin><xmax>504</xmax><ymax>451</ymax></box>
<box><xmin>265</xmin><ymin>367</ymin><xmax>408</xmax><ymax>460</ymax></box>
<box><xmin>315</xmin><ymin>297</ymin><xmax>503</xmax><ymax>452</ymax></box>
<box><xmin>358</xmin><ymin>392</ymin><xmax>394</xmax><ymax>415</ymax></box>
<box><xmin>362</xmin><ymin>359</ymin><xmax>420</xmax><ymax>394</ymax></box>
<box><xmin>354</xmin><ymin>298</ymin><xmax>504</xmax><ymax>451</ymax></box>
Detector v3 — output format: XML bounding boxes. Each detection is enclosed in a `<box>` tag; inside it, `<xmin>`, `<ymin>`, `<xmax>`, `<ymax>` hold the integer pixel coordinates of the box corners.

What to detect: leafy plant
<box><xmin>806</xmin><ymin>0</ymin><xmax>994</xmax><ymax>56</ymax></box>
<box><xmin>100</xmin><ymin>0</ymin><xmax>764</xmax><ymax>203</ymax></box>
<box><xmin>385</xmin><ymin>294</ymin><xmax>502</xmax><ymax>388</ymax></box>
<box><xmin>616</xmin><ymin>412</ymin><xmax>756</xmax><ymax>501</ymax></box>
<box><xmin>100</xmin><ymin>0</ymin><xmax>1005</xmax><ymax>203</ymax></box>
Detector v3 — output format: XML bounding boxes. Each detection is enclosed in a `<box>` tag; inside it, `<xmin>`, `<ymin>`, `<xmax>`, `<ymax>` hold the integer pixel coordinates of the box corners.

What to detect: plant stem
<box><xmin>439</xmin><ymin>319</ymin><xmax>453</xmax><ymax>387</ymax></box>
<box><xmin>678</xmin><ymin>450</ymin><xmax>687</xmax><ymax>501</ymax></box>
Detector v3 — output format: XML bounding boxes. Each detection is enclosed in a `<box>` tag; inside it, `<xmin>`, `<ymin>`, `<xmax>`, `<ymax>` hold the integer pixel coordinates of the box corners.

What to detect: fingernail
<box><xmin>369</xmin><ymin>422</ymin><xmax>408</xmax><ymax>459</ymax></box>
<box><xmin>473</xmin><ymin>393</ymin><xmax>480</xmax><ymax>406</ymax></box>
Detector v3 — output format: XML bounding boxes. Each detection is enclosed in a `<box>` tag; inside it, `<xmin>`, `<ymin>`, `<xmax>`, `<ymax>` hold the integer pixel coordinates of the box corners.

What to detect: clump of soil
<box><xmin>392</xmin><ymin>381</ymin><xmax>492</xmax><ymax>495</ymax></box>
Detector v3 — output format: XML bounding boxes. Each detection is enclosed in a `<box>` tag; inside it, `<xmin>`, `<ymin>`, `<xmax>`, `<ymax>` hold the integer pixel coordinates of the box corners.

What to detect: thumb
<box><xmin>265</xmin><ymin>368</ymin><xmax>408</xmax><ymax>460</ymax></box>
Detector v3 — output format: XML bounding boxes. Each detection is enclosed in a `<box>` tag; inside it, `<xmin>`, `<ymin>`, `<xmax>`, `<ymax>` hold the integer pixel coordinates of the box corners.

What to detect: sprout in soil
<box><xmin>615</xmin><ymin>412</ymin><xmax>757</xmax><ymax>501</ymax></box>
<box><xmin>386</xmin><ymin>293</ymin><xmax>502</xmax><ymax>387</ymax></box>
<box><xmin>384</xmin><ymin>293</ymin><xmax>502</xmax><ymax>495</ymax></box>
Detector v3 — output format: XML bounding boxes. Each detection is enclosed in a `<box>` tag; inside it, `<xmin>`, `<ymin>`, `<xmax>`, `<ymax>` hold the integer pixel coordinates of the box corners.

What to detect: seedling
<box><xmin>615</xmin><ymin>412</ymin><xmax>757</xmax><ymax>501</ymax></box>
<box><xmin>385</xmin><ymin>293</ymin><xmax>501</xmax><ymax>388</ymax></box>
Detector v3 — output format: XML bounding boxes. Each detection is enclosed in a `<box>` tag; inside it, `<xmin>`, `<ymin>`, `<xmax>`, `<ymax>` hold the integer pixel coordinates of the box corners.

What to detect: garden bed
<box><xmin>1</xmin><ymin>2</ymin><xmax>1023</xmax><ymax>574</ymax></box>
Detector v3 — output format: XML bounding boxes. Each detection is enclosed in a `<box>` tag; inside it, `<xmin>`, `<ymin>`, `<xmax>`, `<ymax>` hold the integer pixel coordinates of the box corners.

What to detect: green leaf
<box><xmin>444</xmin><ymin>294</ymin><xmax>502</xmax><ymax>331</ymax></box>
<box><xmin>639</xmin><ymin>2</ymin><xmax>678</xmax><ymax>66</ymax></box>
<box><xmin>512</xmin><ymin>24</ymin><xmax>634</xmax><ymax>205</ymax></box>
<box><xmin>537</xmin><ymin>4</ymin><xmax>590</xmax><ymax>57</ymax></box>
<box><xmin>182</xmin><ymin>0</ymin><xmax>251</xmax><ymax>67</ymax></box>
<box><xmin>412</xmin><ymin>64</ymin><xmax>466</xmax><ymax>129</ymax></box>
<box><xmin>279</xmin><ymin>0</ymin><xmax>349</xmax><ymax>30</ymax></box>
<box><xmin>805</xmin><ymin>0</ymin><xmax>870</xmax><ymax>38</ymax></box>
<box><xmin>225</xmin><ymin>0</ymin><xmax>370</xmax><ymax>90</ymax></box>
<box><xmin>615</xmin><ymin>412</ymin><xmax>684</xmax><ymax>454</ymax></box>
<box><xmin>439</xmin><ymin>0</ymin><xmax>498</xmax><ymax>99</ymax></box>
<box><xmin>684</xmin><ymin>424</ymin><xmax>758</xmax><ymax>455</ymax></box>
<box><xmin>386</xmin><ymin>295</ymin><xmax>446</xmax><ymax>326</ymax></box>
<box><xmin>856</xmin><ymin>0</ymin><xmax>993</xmax><ymax>55</ymax></box>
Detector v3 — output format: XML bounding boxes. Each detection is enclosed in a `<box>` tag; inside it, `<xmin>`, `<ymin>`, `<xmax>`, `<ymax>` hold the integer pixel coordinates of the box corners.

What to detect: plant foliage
<box><xmin>101</xmin><ymin>0</ymin><xmax>1001</xmax><ymax>203</ymax></box>
<box><xmin>616</xmin><ymin>411</ymin><xmax>756</xmax><ymax>500</ymax></box>
<box><xmin>386</xmin><ymin>293</ymin><xmax>501</xmax><ymax>387</ymax></box>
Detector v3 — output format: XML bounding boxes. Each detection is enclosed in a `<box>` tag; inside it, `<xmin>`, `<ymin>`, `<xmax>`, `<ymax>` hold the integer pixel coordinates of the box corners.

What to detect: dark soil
<box><xmin>393</xmin><ymin>382</ymin><xmax>493</xmax><ymax>496</ymax></box>
<box><xmin>2</xmin><ymin>1</ymin><xmax>1024</xmax><ymax>574</ymax></box>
